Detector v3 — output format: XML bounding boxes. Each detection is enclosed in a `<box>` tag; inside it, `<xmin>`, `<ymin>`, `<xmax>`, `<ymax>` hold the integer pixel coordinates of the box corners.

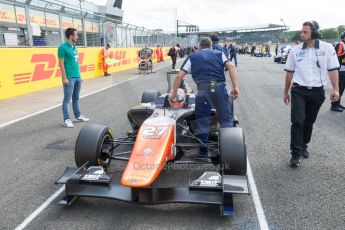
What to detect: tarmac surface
<box><xmin>1</xmin><ymin>56</ymin><xmax>345</xmax><ymax>230</ymax></box>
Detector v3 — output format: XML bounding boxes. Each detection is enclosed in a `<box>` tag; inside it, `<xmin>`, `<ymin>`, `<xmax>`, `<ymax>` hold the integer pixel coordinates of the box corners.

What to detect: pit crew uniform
<box><xmin>284</xmin><ymin>40</ymin><xmax>339</xmax><ymax>158</ymax></box>
<box><xmin>180</xmin><ymin>48</ymin><xmax>233</xmax><ymax>156</ymax></box>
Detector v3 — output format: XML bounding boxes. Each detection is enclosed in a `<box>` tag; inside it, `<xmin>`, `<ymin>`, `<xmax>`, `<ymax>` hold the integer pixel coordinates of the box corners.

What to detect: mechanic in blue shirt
<box><xmin>210</xmin><ymin>34</ymin><xmax>223</xmax><ymax>52</ymax></box>
<box><xmin>223</xmin><ymin>43</ymin><xmax>230</xmax><ymax>59</ymax></box>
<box><xmin>170</xmin><ymin>37</ymin><xmax>239</xmax><ymax>159</ymax></box>
<box><xmin>229</xmin><ymin>44</ymin><xmax>238</xmax><ymax>67</ymax></box>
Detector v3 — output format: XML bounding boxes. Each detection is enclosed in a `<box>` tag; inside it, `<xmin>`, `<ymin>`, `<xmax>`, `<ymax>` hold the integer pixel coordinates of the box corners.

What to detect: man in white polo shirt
<box><xmin>283</xmin><ymin>21</ymin><xmax>340</xmax><ymax>167</ymax></box>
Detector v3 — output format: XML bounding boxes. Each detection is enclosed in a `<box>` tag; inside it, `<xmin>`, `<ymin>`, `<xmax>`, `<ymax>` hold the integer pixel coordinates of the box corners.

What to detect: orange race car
<box><xmin>56</xmin><ymin>85</ymin><xmax>249</xmax><ymax>216</ymax></box>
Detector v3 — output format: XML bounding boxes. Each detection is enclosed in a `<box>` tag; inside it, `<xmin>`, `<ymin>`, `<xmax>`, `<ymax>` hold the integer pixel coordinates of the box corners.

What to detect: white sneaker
<box><xmin>63</xmin><ymin>119</ymin><xmax>74</xmax><ymax>128</ymax></box>
<box><xmin>75</xmin><ymin>115</ymin><xmax>90</xmax><ymax>122</ymax></box>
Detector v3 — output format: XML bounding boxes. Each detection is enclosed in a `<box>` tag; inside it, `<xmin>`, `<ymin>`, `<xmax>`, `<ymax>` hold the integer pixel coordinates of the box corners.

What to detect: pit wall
<box><xmin>0</xmin><ymin>47</ymin><xmax>170</xmax><ymax>100</ymax></box>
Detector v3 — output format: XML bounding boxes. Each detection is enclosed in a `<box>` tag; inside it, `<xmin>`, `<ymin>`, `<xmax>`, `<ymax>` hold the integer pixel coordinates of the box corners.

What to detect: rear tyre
<box><xmin>75</xmin><ymin>124</ymin><xmax>113</xmax><ymax>168</ymax></box>
<box><xmin>219</xmin><ymin>127</ymin><xmax>247</xmax><ymax>175</ymax></box>
<box><xmin>141</xmin><ymin>90</ymin><xmax>161</xmax><ymax>103</ymax></box>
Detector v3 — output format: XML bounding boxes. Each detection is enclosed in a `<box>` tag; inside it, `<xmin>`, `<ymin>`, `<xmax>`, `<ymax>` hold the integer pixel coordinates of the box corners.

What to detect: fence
<box><xmin>0</xmin><ymin>0</ymin><xmax>187</xmax><ymax>48</ymax></box>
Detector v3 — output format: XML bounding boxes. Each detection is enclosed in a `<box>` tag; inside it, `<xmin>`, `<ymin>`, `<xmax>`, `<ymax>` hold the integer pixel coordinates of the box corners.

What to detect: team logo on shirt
<box><xmin>317</xmin><ymin>50</ymin><xmax>326</xmax><ymax>56</ymax></box>
<box><xmin>296</xmin><ymin>51</ymin><xmax>305</xmax><ymax>57</ymax></box>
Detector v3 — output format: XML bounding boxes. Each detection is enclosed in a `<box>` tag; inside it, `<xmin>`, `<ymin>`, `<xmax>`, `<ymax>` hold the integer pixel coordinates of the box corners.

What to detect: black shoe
<box><xmin>301</xmin><ymin>148</ymin><xmax>309</xmax><ymax>159</ymax></box>
<box><xmin>290</xmin><ymin>155</ymin><xmax>300</xmax><ymax>167</ymax></box>
<box><xmin>210</xmin><ymin>156</ymin><xmax>219</xmax><ymax>165</ymax></box>
<box><xmin>330</xmin><ymin>106</ymin><xmax>343</xmax><ymax>112</ymax></box>
<box><xmin>339</xmin><ymin>104</ymin><xmax>345</xmax><ymax>110</ymax></box>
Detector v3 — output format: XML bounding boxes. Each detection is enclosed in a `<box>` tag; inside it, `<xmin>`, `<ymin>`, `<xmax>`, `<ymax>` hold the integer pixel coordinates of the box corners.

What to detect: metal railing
<box><xmin>0</xmin><ymin>0</ymin><xmax>187</xmax><ymax>47</ymax></box>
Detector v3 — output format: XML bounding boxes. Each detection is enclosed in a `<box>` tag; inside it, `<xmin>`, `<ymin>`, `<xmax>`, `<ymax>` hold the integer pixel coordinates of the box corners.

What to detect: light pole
<box><xmin>280</xmin><ymin>18</ymin><xmax>290</xmax><ymax>43</ymax></box>
<box><xmin>79</xmin><ymin>0</ymin><xmax>87</xmax><ymax>46</ymax></box>
<box><xmin>79</xmin><ymin>0</ymin><xmax>84</xmax><ymax>17</ymax></box>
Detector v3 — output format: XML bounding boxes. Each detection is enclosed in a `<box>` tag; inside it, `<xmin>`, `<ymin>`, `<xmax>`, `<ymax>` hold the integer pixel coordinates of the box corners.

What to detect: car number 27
<box><xmin>142</xmin><ymin>126</ymin><xmax>168</xmax><ymax>137</ymax></box>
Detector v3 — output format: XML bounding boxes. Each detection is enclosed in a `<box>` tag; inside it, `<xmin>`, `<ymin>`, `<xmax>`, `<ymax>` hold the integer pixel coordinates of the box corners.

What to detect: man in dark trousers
<box><xmin>170</xmin><ymin>37</ymin><xmax>239</xmax><ymax>159</ymax></box>
<box><xmin>330</xmin><ymin>31</ymin><xmax>345</xmax><ymax>112</ymax></box>
<box><xmin>223</xmin><ymin>43</ymin><xmax>229</xmax><ymax>59</ymax></box>
<box><xmin>168</xmin><ymin>43</ymin><xmax>180</xmax><ymax>69</ymax></box>
<box><xmin>229</xmin><ymin>44</ymin><xmax>238</xmax><ymax>67</ymax></box>
<box><xmin>283</xmin><ymin>21</ymin><xmax>339</xmax><ymax>167</ymax></box>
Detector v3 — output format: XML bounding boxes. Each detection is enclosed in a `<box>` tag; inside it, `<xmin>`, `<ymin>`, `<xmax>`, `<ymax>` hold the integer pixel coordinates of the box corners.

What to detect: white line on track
<box><xmin>14</xmin><ymin>186</ymin><xmax>65</xmax><ymax>230</ymax></box>
<box><xmin>9</xmin><ymin>62</ymin><xmax>269</xmax><ymax>230</ymax></box>
<box><xmin>247</xmin><ymin>159</ymin><xmax>270</xmax><ymax>229</ymax></box>
<box><xmin>11</xmin><ymin>63</ymin><xmax>172</xmax><ymax>229</ymax></box>
<box><xmin>0</xmin><ymin>75</ymin><xmax>139</xmax><ymax>129</ymax></box>
<box><xmin>0</xmin><ymin>64</ymin><xmax>169</xmax><ymax>129</ymax></box>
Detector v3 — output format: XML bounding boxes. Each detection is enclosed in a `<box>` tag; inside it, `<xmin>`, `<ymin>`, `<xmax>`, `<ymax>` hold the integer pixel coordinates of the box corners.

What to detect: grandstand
<box><xmin>176</xmin><ymin>24</ymin><xmax>290</xmax><ymax>45</ymax></box>
<box><xmin>0</xmin><ymin>0</ymin><xmax>187</xmax><ymax>47</ymax></box>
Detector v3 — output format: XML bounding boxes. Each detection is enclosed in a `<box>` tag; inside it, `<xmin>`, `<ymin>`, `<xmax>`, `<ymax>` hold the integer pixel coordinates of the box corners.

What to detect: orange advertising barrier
<box><xmin>0</xmin><ymin>47</ymin><xmax>170</xmax><ymax>100</ymax></box>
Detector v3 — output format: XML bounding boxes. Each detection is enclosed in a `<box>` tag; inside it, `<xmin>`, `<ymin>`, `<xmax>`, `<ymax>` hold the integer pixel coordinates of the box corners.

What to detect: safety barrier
<box><xmin>0</xmin><ymin>47</ymin><xmax>170</xmax><ymax>100</ymax></box>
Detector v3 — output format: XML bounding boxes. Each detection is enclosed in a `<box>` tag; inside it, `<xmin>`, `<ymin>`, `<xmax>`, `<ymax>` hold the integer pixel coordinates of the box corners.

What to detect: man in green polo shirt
<box><xmin>58</xmin><ymin>27</ymin><xmax>89</xmax><ymax>128</ymax></box>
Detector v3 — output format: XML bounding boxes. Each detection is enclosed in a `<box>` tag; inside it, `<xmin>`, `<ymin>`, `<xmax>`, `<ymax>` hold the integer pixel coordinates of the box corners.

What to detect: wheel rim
<box><xmin>99</xmin><ymin>134</ymin><xmax>111</xmax><ymax>166</ymax></box>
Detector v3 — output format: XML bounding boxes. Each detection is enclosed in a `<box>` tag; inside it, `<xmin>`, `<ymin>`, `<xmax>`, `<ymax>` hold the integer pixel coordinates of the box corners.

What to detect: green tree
<box><xmin>288</xmin><ymin>31</ymin><xmax>300</xmax><ymax>42</ymax></box>
<box><xmin>337</xmin><ymin>25</ymin><xmax>345</xmax><ymax>35</ymax></box>
<box><xmin>320</xmin><ymin>28</ymin><xmax>339</xmax><ymax>39</ymax></box>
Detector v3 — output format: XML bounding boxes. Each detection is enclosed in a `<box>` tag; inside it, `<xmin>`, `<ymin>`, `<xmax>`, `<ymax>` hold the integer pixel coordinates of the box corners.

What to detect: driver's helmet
<box><xmin>169</xmin><ymin>88</ymin><xmax>186</xmax><ymax>108</ymax></box>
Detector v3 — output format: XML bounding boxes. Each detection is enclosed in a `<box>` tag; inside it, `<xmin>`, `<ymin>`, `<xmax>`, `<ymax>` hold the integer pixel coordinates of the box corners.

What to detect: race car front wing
<box><xmin>56</xmin><ymin>163</ymin><xmax>249</xmax><ymax>216</ymax></box>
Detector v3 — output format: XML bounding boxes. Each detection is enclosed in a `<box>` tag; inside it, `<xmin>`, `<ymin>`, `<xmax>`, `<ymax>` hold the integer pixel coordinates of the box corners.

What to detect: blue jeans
<box><xmin>195</xmin><ymin>83</ymin><xmax>233</xmax><ymax>155</ymax></box>
<box><xmin>62</xmin><ymin>78</ymin><xmax>81</xmax><ymax>121</ymax></box>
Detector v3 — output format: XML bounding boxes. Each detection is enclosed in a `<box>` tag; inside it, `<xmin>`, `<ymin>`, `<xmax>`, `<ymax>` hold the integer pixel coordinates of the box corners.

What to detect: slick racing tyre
<box><xmin>141</xmin><ymin>90</ymin><xmax>161</xmax><ymax>103</ymax></box>
<box><xmin>75</xmin><ymin>124</ymin><xmax>113</xmax><ymax>168</ymax></box>
<box><xmin>138</xmin><ymin>48</ymin><xmax>153</xmax><ymax>59</ymax></box>
<box><xmin>219</xmin><ymin>127</ymin><xmax>247</xmax><ymax>175</ymax></box>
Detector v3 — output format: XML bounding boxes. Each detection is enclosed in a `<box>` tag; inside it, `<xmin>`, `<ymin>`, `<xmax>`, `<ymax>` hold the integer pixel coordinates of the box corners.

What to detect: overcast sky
<box><xmin>90</xmin><ymin>0</ymin><xmax>344</xmax><ymax>32</ymax></box>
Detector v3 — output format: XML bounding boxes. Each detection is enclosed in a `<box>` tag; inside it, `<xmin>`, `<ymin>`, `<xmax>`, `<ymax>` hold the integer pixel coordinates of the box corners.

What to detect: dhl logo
<box><xmin>12</xmin><ymin>50</ymin><xmax>135</xmax><ymax>85</ymax></box>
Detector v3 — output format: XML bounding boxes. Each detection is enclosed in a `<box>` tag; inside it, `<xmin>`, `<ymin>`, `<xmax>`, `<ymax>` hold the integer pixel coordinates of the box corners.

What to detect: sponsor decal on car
<box><xmin>142</xmin><ymin>126</ymin><xmax>168</xmax><ymax>139</ymax></box>
<box><xmin>189</xmin><ymin>172</ymin><xmax>222</xmax><ymax>189</ymax></box>
<box><xmin>143</xmin><ymin>148</ymin><xmax>152</xmax><ymax>157</ymax></box>
<box><xmin>200</xmin><ymin>180</ymin><xmax>219</xmax><ymax>187</ymax></box>
<box><xmin>82</xmin><ymin>174</ymin><xmax>101</xmax><ymax>181</ymax></box>
<box><xmin>208</xmin><ymin>175</ymin><xmax>221</xmax><ymax>181</ymax></box>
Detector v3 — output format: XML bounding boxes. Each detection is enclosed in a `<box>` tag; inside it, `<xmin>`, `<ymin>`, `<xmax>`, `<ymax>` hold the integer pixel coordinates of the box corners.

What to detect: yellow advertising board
<box><xmin>45</xmin><ymin>13</ymin><xmax>60</xmax><ymax>29</ymax></box>
<box><xmin>0</xmin><ymin>5</ymin><xmax>57</xmax><ymax>27</ymax></box>
<box><xmin>28</xmin><ymin>9</ymin><xmax>46</xmax><ymax>27</ymax></box>
<box><xmin>0</xmin><ymin>3</ymin><xmax>16</xmax><ymax>24</ymax></box>
<box><xmin>73</xmin><ymin>18</ymin><xmax>83</xmax><ymax>31</ymax></box>
<box><xmin>16</xmin><ymin>11</ymin><xmax>26</xmax><ymax>25</ymax></box>
<box><xmin>85</xmin><ymin>20</ymin><xmax>99</xmax><ymax>33</ymax></box>
<box><xmin>61</xmin><ymin>16</ymin><xmax>73</xmax><ymax>30</ymax></box>
<box><xmin>0</xmin><ymin>47</ymin><xmax>170</xmax><ymax>100</ymax></box>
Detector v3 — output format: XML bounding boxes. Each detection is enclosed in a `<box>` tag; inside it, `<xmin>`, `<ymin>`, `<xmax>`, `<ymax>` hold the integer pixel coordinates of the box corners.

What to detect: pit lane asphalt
<box><xmin>1</xmin><ymin>56</ymin><xmax>345</xmax><ymax>230</ymax></box>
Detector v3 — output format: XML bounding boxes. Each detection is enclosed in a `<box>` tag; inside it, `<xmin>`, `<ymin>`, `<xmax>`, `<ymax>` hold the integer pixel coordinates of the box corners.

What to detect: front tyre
<box><xmin>219</xmin><ymin>127</ymin><xmax>247</xmax><ymax>175</ymax></box>
<box><xmin>75</xmin><ymin>124</ymin><xmax>113</xmax><ymax>168</ymax></box>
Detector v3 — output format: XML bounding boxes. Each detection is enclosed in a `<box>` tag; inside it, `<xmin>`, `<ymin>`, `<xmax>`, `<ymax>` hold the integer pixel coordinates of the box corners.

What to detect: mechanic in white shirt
<box><xmin>283</xmin><ymin>21</ymin><xmax>340</xmax><ymax>167</ymax></box>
